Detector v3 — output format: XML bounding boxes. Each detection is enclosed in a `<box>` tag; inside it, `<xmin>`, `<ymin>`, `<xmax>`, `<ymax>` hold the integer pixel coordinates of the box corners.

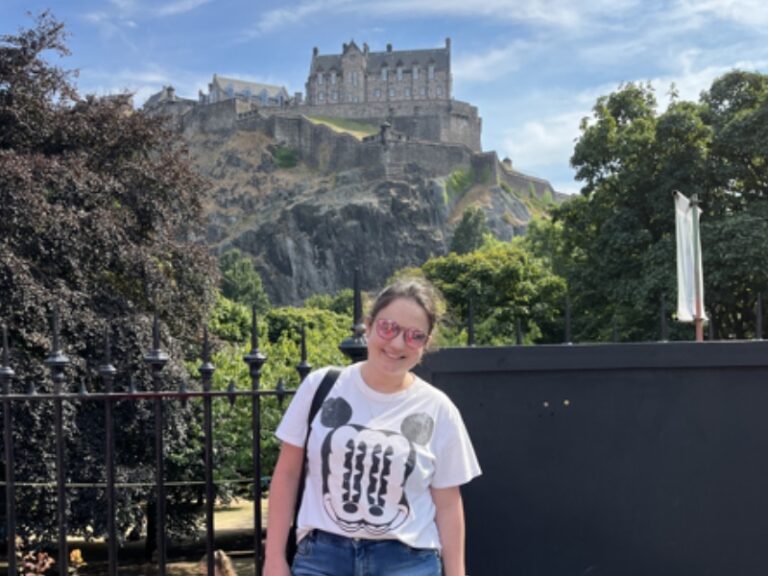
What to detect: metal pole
<box><xmin>244</xmin><ymin>309</ymin><xmax>266</xmax><ymax>575</ymax></box>
<box><xmin>44</xmin><ymin>307</ymin><xmax>71</xmax><ymax>576</ymax></box>
<box><xmin>660</xmin><ymin>293</ymin><xmax>669</xmax><ymax>342</ymax></box>
<box><xmin>691</xmin><ymin>194</ymin><xmax>704</xmax><ymax>342</ymax></box>
<box><xmin>99</xmin><ymin>327</ymin><xmax>118</xmax><ymax>576</ymax></box>
<box><xmin>467</xmin><ymin>298</ymin><xmax>475</xmax><ymax>347</ymax></box>
<box><xmin>144</xmin><ymin>313</ymin><xmax>169</xmax><ymax>576</ymax></box>
<box><xmin>199</xmin><ymin>328</ymin><xmax>216</xmax><ymax>576</ymax></box>
<box><xmin>756</xmin><ymin>292</ymin><xmax>763</xmax><ymax>340</ymax></box>
<box><xmin>1</xmin><ymin>324</ymin><xmax>17</xmax><ymax>576</ymax></box>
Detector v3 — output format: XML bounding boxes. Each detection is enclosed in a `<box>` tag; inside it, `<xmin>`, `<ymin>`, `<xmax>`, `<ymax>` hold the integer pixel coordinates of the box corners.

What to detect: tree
<box><xmin>219</xmin><ymin>248</ymin><xmax>270</xmax><ymax>312</ymax></box>
<box><xmin>554</xmin><ymin>72</ymin><xmax>768</xmax><ymax>341</ymax></box>
<box><xmin>450</xmin><ymin>206</ymin><xmax>489</xmax><ymax>254</ymax></box>
<box><xmin>0</xmin><ymin>13</ymin><xmax>218</xmax><ymax>545</ymax></box>
<box><xmin>421</xmin><ymin>239</ymin><xmax>566</xmax><ymax>345</ymax></box>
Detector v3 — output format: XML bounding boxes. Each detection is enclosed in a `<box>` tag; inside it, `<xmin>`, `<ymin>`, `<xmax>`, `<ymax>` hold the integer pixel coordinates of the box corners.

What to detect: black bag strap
<box><xmin>292</xmin><ymin>367</ymin><xmax>341</xmax><ymax>524</ymax></box>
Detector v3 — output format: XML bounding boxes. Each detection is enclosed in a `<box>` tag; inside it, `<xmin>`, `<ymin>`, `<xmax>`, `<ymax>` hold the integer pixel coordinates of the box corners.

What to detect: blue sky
<box><xmin>2</xmin><ymin>0</ymin><xmax>767</xmax><ymax>194</ymax></box>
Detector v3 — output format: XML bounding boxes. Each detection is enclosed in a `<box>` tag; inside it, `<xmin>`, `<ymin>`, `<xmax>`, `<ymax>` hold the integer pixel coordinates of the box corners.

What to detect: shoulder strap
<box><xmin>305</xmin><ymin>367</ymin><xmax>341</xmax><ymax>439</ymax></box>
<box><xmin>292</xmin><ymin>367</ymin><xmax>342</xmax><ymax>533</ymax></box>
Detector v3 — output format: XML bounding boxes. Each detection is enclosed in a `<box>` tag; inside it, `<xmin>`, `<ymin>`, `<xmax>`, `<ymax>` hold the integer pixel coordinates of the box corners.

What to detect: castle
<box><xmin>143</xmin><ymin>38</ymin><xmax>482</xmax><ymax>152</ymax></box>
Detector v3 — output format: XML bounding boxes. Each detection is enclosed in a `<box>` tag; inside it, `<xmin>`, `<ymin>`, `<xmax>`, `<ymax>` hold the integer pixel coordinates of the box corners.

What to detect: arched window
<box><xmin>397</xmin><ymin>66</ymin><xmax>403</xmax><ymax>81</ymax></box>
<box><xmin>317</xmin><ymin>72</ymin><xmax>324</xmax><ymax>85</ymax></box>
<box><xmin>428</xmin><ymin>64</ymin><xmax>435</xmax><ymax>80</ymax></box>
<box><xmin>381</xmin><ymin>65</ymin><xmax>388</xmax><ymax>81</ymax></box>
<box><xmin>330</xmin><ymin>71</ymin><xmax>337</xmax><ymax>85</ymax></box>
<box><xmin>413</xmin><ymin>65</ymin><xmax>420</xmax><ymax>80</ymax></box>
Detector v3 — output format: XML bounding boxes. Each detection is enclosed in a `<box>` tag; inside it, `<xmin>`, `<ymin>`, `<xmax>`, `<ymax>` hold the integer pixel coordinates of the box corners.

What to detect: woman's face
<box><xmin>366</xmin><ymin>297</ymin><xmax>430</xmax><ymax>379</ymax></box>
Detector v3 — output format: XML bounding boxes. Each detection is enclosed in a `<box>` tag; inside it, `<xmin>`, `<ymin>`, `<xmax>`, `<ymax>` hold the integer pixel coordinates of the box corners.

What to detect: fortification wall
<box><xmin>284</xmin><ymin>99</ymin><xmax>482</xmax><ymax>151</ymax></box>
<box><xmin>179</xmin><ymin>99</ymin><xmax>242</xmax><ymax>134</ymax></box>
<box><xmin>239</xmin><ymin>113</ymin><xmax>474</xmax><ymax>178</ymax></box>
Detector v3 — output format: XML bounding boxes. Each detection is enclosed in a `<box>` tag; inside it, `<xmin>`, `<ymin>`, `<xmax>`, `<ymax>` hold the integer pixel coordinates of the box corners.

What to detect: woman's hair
<box><xmin>368</xmin><ymin>277</ymin><xmax>441</xmax><ymax>335</ymax></box>
<box><xmin>199</xmin><ymin>549</ymin><xmax>237</xmax><ymax>576</ymax></box>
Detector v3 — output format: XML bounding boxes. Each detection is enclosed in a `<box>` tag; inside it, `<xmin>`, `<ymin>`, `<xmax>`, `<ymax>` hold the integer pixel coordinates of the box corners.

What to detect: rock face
<box><xmin>180</xmin><ymin>111</ymin><xmax>561</xmax><ymax>305</ymax></box>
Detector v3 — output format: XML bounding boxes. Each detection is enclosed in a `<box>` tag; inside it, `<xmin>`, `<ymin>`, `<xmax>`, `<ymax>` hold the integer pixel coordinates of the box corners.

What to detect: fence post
<box><xmin>44</xmin><ymin>307</ymin><xmax>71</xmax><ymax>576</ymax></box>
<box><xmin>660</xmin><ymin>293</ymin><xmax>669</xmax><ymax>342</ymax></box>
<box><xmin>339</xmin><ymin>268</ymin><xmax>368</xmax><ymax>362</ymax></box>
<box><xmin>467</xmin><ymin>298</ymin><xmax>475</xmax><ymax>347</ymax></box>
<box><xmin>99</xmin><ymin>327</ymin><xmax>118</xmax><ymax>576</ymax></box>
<box><xmin>516</xmin><ymin>317</ymin><xmax>523</xmax><ymax>346</ymax></box>
<box><xmin>199</xmin><ymin>328</ymin><xmax>216</xmax><ymax>576</ymax></box>
<box><xmin>564</xmin><ymin>294</ymin><xmax>572</xmax><ymax>344</ymax></box>
<box><xmin>756</xmin><ymin>293</ymin><xmax>763</xmax><ymax>340</ymax></box>
<box><xmin>1</xmin><ymin>324</ymin><xmax>17</xmax><ymax>576</ymax></box>
<box><xmin>144</xmin><ymin>313</ymin><xmax>169</xmax><ymax>576</ymax></box>
<box><xmin>243</xmin><ymin>309</ymin><xmax>266</xmax><ymax>575</ymax></box>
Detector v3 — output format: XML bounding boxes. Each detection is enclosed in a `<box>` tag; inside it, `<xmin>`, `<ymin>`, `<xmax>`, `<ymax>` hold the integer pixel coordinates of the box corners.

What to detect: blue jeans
<box><xmin>292</xmin><ymin>530</ymin><xmax>442</xmax><ymax>576</ymax></box>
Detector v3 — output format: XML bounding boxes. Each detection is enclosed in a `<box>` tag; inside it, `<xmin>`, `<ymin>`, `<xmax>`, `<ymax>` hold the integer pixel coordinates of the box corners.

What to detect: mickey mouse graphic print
<box><xmin>276</xmin><ymin>363</ymin><xmax>481</xmax><ymax>551</ymax></box>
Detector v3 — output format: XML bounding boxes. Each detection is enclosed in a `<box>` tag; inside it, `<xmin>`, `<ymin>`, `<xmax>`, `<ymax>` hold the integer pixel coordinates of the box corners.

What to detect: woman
<box><xmin>264</xmin><ymin>278</ymin><xmax>481</xmax><ymax>576</ymax></box>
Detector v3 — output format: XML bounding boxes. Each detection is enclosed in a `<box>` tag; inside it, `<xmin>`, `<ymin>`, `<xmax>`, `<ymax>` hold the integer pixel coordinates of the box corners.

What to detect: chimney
<box><xmin>343</xmin><ymin>42</ymin><xmax>348</xmax><ymax>52</ymax></box>
<box><xmin>445</xmin><ymin>37</ymin><xmax>451</xmax><ymax>51</ymax></box>
<box><xmin>363</xmin><ymin>42</ymin><xmax>369</xmax><ymax>55</ymax></box>
<box><xmin>313</xmin><ymin>46</ymin><xmax>318</xmax><ymax>57</ymax></box>
<box><xmin>386</xmin><ymin>43</ymin><xmax>392</xmax><ymax>52</ymax></box>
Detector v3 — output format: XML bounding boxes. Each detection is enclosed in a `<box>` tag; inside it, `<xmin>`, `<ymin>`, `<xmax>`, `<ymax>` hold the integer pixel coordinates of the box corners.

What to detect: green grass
<box><xmin>305</xmin><ymin>115</ymin><xmax>379</xmax><ymax>139</ymax></box>
<box><xmin>273</xmin><ymin>145</ymin><xmax>298</xmax><ymax>168</ymax></box>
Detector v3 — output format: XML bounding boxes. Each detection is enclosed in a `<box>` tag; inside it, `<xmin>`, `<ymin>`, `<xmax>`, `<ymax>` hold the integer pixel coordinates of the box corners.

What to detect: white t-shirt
<box><xmin>276</xmin><ymin>362</ymin><xmax>481</xmax><ymax>550</ymax></box>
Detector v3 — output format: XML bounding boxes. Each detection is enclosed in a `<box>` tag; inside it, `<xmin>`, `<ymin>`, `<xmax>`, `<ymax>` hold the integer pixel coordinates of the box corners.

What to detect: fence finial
<box><xmin>340</xmin><ymin>267</ymin><xmax>368</xmax><ymax>362</ymax></box>
<box><xmin>296</xmin><ymin>324</ymin><xmax>311</xmax><ymax>381</ymax></box>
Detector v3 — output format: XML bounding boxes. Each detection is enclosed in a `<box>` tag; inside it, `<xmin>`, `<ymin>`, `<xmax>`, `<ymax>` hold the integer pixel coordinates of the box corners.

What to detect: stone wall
<box><xmin>179</xmin><ymin>99</ymin><xmax>256</xmax><ymax>135</ymax></box>
<box><xmin>284</xmin><ymin>99</ymin><xmax>481</xmax><ymax>151</ymax></box>
<box><xmin>239</xmin><ymin>113</ymin><xmax>475</xmax><ymax>179</ymax></box>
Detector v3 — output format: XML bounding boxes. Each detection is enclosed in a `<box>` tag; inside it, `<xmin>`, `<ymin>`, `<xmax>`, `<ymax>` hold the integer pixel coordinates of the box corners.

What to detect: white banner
<box><xmin>675</xmin><ymin>191</ymin><xmax>707</xmax><ymax>322</ymax></box>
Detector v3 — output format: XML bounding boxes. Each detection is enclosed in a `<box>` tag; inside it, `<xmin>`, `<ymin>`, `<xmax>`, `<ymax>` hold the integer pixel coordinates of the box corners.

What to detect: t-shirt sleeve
<box><xmin>431</xmin><ymin>402</ymin><xmax>482</xmax><ymax>489</ymax></box>
<box><xmin>275</xmin><ymin>368</ymin><xmax>327</xmax><ymax>448</ymax></box>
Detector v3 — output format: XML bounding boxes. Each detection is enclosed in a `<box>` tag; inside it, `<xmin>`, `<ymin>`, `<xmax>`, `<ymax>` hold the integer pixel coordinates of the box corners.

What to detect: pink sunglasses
<box><xmin>374</xmin><ymin>318</ymin><xmax>429</xmax><ymax>349</ymax></box>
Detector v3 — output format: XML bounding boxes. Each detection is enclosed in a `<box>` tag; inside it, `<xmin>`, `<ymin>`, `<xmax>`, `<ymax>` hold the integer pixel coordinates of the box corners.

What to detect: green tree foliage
<box><xmin>0</xmin><ymin>14</ymin><xmax>217</xmax><ymax>544</ymax></box>
<box><xmin>303</xmin><ymin>288</ymin><xmax>354</xmax><ymax>316</ymax></box>
<box><xmin>421</xmin><ymin>239</ymin><xmax>566</xmax><ymax>345</ymax></box>
<box><xmin>219</xmin><ymin>248</ymin><xmax>270</xmax><ymax>312</ymax></box>
<box><xmin>204</xmin><ymin>295</ymin><xmax>350</xmax><ymax>486</ymax></box>
<box><xmin>555</xmin><ymin>71</ymin><xmax>768</xmax><ymax>341</ymax></box>
<box><xmin>450</xmin><ymin>206</ymin><xmax>489</xmax><ymax>255</ymax></box>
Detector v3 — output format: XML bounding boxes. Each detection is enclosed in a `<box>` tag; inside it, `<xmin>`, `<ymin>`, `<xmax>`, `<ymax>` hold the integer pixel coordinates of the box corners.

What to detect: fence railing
<box><xmin>0</xmin><ymin>297</ymin><xmax>367</xmax><ymax>576</ymax></box>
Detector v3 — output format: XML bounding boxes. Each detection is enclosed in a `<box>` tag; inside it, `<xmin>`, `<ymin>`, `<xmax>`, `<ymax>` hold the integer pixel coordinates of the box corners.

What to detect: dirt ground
<box><xmin>1</xmin><ymin>499</ymin><xmax>267</xmax><ymax>576</ymax></box>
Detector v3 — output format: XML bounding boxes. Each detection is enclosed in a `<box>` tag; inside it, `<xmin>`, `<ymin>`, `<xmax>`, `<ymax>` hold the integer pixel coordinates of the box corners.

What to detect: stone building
<box><xmin>305</xmin><ymin>39</ymin><xmax>452</xmax><ymax>106</ymax></box>
<box><xmin>201</xmin><ymin>74</ymin><xmax>290</xmax><ymax>107</ymax></box>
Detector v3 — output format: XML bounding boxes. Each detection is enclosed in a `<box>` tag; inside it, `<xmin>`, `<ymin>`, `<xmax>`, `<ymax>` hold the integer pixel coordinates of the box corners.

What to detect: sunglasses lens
<box><xmin>376</xmin><ymin>318</ymin><xmax>399</xmax><ymax>340</ymax></box>
<box><xmin>404</xmin><ymin>329</ymin><xmax>427</xmax><ymax>348</ymax></box>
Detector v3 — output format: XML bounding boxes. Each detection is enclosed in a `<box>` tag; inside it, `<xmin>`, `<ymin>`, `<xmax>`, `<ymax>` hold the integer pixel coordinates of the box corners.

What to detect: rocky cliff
<box><xmin>180</xmin><ymin>109</ymin><xmax>561</xmax><ymax>305</ymax></box>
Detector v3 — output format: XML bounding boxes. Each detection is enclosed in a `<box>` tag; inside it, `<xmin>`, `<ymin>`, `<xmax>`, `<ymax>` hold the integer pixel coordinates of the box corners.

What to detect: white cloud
<box><xmin>453</xmin><ymin>42</ymin><xmax>528</xmax><ymax>83</ymax></box>
<box><xmin>154</xmin><ymin>0</ymin><xmax>213</xmax><ymax>17</ymax></box>
<box><xmin>252</xmin><ymin>0</ymin><xmax>643</xmax><ymax>35</ymax></box>
<box><xmin>672</xmin><ymin>0</ymin><xmax>768</xmax><ymax>28</ymax></box>
<box><xmin>502</xmin><ymin>109</ymin><xmax>582</xmax><ymax>172</ymax></box>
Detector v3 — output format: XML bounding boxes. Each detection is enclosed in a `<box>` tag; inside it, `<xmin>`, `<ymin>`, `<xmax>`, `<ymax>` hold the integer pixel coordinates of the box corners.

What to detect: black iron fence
<box><xmin>0</xmin><ymin>302</ymin><xmax>368</xmax><ymax>576</ymax></box>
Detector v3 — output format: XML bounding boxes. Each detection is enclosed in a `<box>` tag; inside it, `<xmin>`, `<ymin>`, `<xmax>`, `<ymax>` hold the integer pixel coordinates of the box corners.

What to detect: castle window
<box><xmin>351</xmin><ymin>71</ymin><xmax>359</xmax><ymax>86</ymax></box>
<box><xmin>331</xmin><ymin>71</ymin><xmax>337</xmax><ymax>84</ymax></box>
<box><xmin>381</xmin><ymin>66</ymin><xmax>388</xmax><ymax>81</ymax></box>
<box><xmin>397</xmin><ymin>66</ymin><xmax>403</xmax><ymax>81</ymax></box>
<box><xmin>388</xmin><ymin>88</ymin><xmax>395</xmax><ymax>98</ymax></box>
<box><xmin>317</xmin><ymin>72</ymin><xmax>324</xmax><ymax>85</ymax></box>
<box><xmin>419</xmin><ymin>87</ymin><xmax>426</xmax><ymax>97</ymax></box>
<box><xmin>428</xmin><ymin>64</ymin><xmax>435</xmax><ymax>80</ymax></box>
<box><xmin>374</xmin><ymin>88</ymin><xmax>381</xmax><ymax>99</ymax></box>
<box><xmin>404</xmin><ymin>87</ymin><xmax>411</xmax><ymax>98</ymax></box>
<box><xmin>331</xmin><ymin>91</ymin><xmax>338</xmax><ymax>101</ymax></box>
<box><xmin>437</xmin><ymin>87</ymin><xmax>443</xmax><ymax>97</ymax></box>
<box><xmin>318</xmin><ymin>92</ymin><xmax>325</xmax><ymax>102</ymax></box>
<box><xmin>413</xmin><ymin>66</ymin><xmax>420</xmax><ymax>80</ymax></box>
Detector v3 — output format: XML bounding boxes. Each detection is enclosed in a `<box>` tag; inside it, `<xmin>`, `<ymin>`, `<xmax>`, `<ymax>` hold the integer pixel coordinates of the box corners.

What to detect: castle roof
<box><xmin>310</xmin><ymin>44</ymin><xmax>449</xmax><ymax>72</ymax></box>
<box><xmin>212</xmin><ymin>74</ymin><xmax>288</xmax><ymax>98</ymax></box>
